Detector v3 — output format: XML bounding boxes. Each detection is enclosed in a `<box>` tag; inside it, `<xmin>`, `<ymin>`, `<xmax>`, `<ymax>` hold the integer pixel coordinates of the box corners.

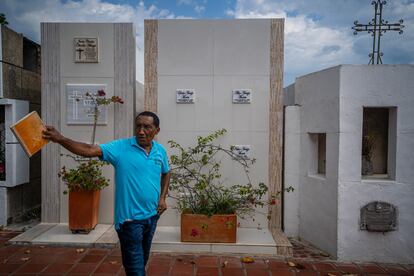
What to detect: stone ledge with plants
<box><xmin>167</xmin><ymin>129</ymin><xmax>293</xmax><ymax>243</ymax></box>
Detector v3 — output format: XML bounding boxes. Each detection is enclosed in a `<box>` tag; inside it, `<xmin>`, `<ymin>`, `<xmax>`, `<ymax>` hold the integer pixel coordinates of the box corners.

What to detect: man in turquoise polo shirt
<box><xmin>43</xmin><ymin>111</ymin><xmax>170</xmax><ymax>276</ymax></box>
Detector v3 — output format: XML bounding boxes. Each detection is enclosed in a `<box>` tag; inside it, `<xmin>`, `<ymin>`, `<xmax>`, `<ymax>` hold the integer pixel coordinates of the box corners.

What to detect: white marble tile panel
<box><xmin>213</xmin><ymin>76</ymin><xmax>269</xmax><ymax>132</ymax></box>
<box><xmin>60</xmin><ymin>23</ymin><xmax>114</xmax><ymax>78</ymax></box>
<box><xmin>158</xmin><ymin>76</ymin><xmax>213</xmax><ymax>132</ymax></box>
<box><xmin>158</xmin><ymin>20</ymin><xmax>213</xmax><ymax>75</ymax></box>
<box><xmin>213</xmin><ymin>20</ymin><xmax>270</xmax><ymax>75</ymax></box>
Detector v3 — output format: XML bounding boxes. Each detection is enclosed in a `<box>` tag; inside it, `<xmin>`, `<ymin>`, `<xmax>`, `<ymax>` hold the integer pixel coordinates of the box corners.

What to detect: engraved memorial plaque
<box><xmin>233</xmin><ymin>89</ymin><xmax>252</xmax><ymax>104</ymax></box>
<box><xmin>74</xmin><ymin>38</ymin><xmax>98</xmax><ymax>63</ymax></box>
<box><xmin>360</xmin><ymin>201</ymin><xmax>397</xmax><ymax>232</ymax></box>
<box><xmin>231</xmin><ymin>145</ymin><xmax>251</xmax><ymax>159</ymax></box>
<box><xmin>66</xmin><ymin>84</ymin><xmax>107</xmax><ymax>125</ymax></box>
<box><xmin>176</xmin><ymin>89</ymin><xmax>195</xmax><ymax>104</ymax></box>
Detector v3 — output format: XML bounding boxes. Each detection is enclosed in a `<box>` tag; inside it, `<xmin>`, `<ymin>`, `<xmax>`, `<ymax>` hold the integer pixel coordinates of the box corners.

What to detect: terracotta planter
<box><xmin>181</xmin><ymin>213</ymin><xmax>237</xmax><ymax>243</ymax></box>
<box><xmin>69</xmin><ymin>190</ymin><xmax>100</xmax><ymax>234</ymax></box>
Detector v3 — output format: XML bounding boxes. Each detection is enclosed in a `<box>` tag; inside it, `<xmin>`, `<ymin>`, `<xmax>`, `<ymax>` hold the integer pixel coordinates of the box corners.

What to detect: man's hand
<box><xmin>157</xmin><ymin>197</ymin><xmax>167</xmax><ymax>215</ymax></box>
<box><xmin>42</xmin><ymin>126</ymin><xmax>102</xmax><ymax>158</ymax></box>
<box><xmin>43</xmin><ymin>126</ymin><xmax>64</xmax><ymax>143</ymax></box>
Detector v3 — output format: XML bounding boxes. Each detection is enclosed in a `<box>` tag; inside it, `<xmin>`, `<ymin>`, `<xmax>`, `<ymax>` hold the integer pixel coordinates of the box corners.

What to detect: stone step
<box><xmin>9</xmin><ymin>223</ymin><xmax>293</xmax><ymax>256</ymax></box>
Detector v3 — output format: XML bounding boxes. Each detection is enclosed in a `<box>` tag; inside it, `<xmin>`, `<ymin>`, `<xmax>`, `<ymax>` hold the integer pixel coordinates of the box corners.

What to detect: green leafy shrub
<box><xmin>59</xmin><ymin>158</ymin><xmax>109</xmax><ymax>194</ymax></box>
<box><xmin>168</xmin><ymin>129</ymin><xmax>292</xmax><ymax>220</ymax></box>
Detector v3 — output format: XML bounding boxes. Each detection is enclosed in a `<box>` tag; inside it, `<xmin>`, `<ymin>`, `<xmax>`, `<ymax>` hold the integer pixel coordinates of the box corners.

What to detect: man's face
<box><xmin>135</xmin><ymin>115</ymin><xmax>159</xmax><ymax>147</ymax></box>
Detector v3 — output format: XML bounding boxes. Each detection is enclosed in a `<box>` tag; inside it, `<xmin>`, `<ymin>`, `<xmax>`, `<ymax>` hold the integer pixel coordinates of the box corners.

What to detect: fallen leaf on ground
<box><xmin>241</xmin><ymin>256</ymin><xmax>255</xmax><ymax>263</ymax></box>
<box><xmin>39</xmin><ymin>246</ymin><xmax>45</xmax><ymax>249</ymax></box>
<box><xmin>24</xmin><ymin>250</ymin><xmax>31</xmax><ymax>254</ymax></box>
<box><xmin>109</xmin><ymin>261</ymin><xmax>118</xmax><ymax>265</ymax></box>
<box><xmin>320</xmin><ymin>252</ymin><xmax>330</xmax><ymax>257</ymax></box>
<box><xmin>76</xmin><ymin>248</ymin><xmax>85</xmax><ymax>253</ymax></box>
<box><xmin>287</xmin><ymin>261</ymin><xmax>305</xmax><ymax>269</ymax></box>
<box><xmin>190</xmin><ymin>260</ymin><xmax>196</xmax><ymax>264</ymax></box>
<box><xmin>327</xmin><ymin>273</ymin><xmax>337</xmax><ymax>276</ymax></box>
<box><xmin>221</xmin><ymin>261</ymin><xmax>228</xmax><ymax>268</ymax></box>
<box><xmin>21</xmin><ymin>257</ymin><xmax>30</xmax><ymax>262</ymax></box>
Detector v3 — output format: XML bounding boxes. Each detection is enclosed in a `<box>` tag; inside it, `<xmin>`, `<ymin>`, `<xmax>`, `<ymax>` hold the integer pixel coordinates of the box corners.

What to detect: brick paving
<box><xmin>0</xmin><ymin>230</ymin><xmax>413</xmax><ymax>275</ymax></box>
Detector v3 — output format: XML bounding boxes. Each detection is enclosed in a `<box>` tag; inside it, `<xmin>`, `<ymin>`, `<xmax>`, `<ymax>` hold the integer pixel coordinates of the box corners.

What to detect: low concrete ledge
<box><xmin>9</xmin><ymin>223</ymin><xmax>57</xmax><ymax>245</ymax></box>
<box><xmin>152</xmin><ymin>226</ymin><xmax>293</xmax><ymax>256</ymax></box>
<box><xmin>9</xmin><ymin>224</ymin><xmax>292</xmax><ymax>256</ymax></box>
<box><xmin>8</xmin><ymin>223</ymin><xmax>117</xmax><ymax>248</ymax></box>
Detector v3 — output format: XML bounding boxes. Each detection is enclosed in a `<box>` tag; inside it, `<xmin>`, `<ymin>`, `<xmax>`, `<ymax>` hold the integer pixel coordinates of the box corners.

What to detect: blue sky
<box><xmin>1</xmin><ymin>0</ymin><xmax>413</xmax><ymax>85</ymax></box>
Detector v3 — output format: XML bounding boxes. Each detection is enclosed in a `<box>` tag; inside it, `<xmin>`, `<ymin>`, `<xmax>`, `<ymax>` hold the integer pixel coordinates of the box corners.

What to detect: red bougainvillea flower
<box><xmin>190</xmin><ymin>228</ymin><xmax>199</xmax><ymax>237</ymax></box>
<box><xmin>0</xmin><ymin>163</ymin><xmax>4</xmax><ymax>174</ymax></box>
<box><xmin>111</xmin><ymin>96</ymin><xmax>124</xmax><ymax>104</ymax></box>
<box><xmin>269</xmin><ymin>199</ymin><xmax>277</xmax><ymax>205</ymax></box>
<box><xmin>97</xmin><ymin>90</ymin><xmax>106</xmax><ymax>97</ymax></box>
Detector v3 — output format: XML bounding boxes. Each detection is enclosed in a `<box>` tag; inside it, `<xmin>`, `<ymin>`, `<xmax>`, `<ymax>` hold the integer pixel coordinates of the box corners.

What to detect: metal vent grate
<box><xmin>360</xmin><ymin>201</ymin><xmax>397</xmax><ymax>232</ymax></box>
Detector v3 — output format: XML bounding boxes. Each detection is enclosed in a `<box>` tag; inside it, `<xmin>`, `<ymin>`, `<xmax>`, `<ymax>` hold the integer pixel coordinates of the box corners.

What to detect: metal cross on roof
<box><xmin>352</xmin><ymin>0</ymin><xmax>404</xmax><ymax>64</ymax></box>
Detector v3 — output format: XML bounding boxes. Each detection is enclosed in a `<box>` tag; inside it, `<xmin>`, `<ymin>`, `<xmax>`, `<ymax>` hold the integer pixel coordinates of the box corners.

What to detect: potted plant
<box><xmin>168</xmin><ymin>129</ymin><xmax>292</xmax><ymax>243</ymax></box>
<box><xmin>58</xmin><ymin>89</ymin><xmax>123</xmax><ymax>233</ymax></box>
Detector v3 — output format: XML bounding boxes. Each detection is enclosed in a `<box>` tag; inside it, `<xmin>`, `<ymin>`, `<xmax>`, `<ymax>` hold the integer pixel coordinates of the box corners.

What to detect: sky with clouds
<box><xmin>1</xmin><ymin>0</ymin><xmax>412</xmax><ymax>85</ymax></box>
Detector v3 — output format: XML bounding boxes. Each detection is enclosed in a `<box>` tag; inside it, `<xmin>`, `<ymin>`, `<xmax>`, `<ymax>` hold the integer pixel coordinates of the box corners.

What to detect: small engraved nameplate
<box><xmin>233</xmin><ymin>89</ymin><xmax>252</xmax><ymax>104</ymax></box>
<box><xmin>176</xmin><ymin>89</ymin><xmax>195</xmax><ymax>104</ymax></box>
<box><xmin>231</xmin><ymin>145</ymin><xmax>251</xmax><ymax>159</ymax></box>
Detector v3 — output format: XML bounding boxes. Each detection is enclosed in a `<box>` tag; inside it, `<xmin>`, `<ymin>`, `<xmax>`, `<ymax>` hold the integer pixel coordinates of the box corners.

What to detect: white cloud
<box><xmin>232</xmin><ymin>0</ymin><xmax>413</xmax><ymax>84</ymax></box>
<box><xmin>194</xmin><ymin>5</ymin><xmax>205</xmax><ymax>14</ymax></box>
<box><xmin>177</xmin><ymin>0</ymin><xmax>193</xmax><ymax>5</ymax></box>
<box><xmin>0</xmin><ymin>0</ymin><xmax>179</xmax><ymax>83</ymax></box>
<box><xmin>2</xmin><ymin>0</ymin><xmax>412</xmax><ymax>85</ymax></box>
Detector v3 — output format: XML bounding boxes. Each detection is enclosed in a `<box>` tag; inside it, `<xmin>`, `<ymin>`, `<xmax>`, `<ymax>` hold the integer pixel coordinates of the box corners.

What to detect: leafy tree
<box><xmin>0</xmin><ymin>14</ymin><xmax>8</xmax><ymax>26</ymax></box>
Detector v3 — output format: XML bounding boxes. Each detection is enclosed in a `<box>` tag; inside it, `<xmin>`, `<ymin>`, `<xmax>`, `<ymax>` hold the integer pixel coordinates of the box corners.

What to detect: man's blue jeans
<box><xmin>116</xmin><ymin>214</ymin><xmax>159</xmax><ymax>276</ymax></box>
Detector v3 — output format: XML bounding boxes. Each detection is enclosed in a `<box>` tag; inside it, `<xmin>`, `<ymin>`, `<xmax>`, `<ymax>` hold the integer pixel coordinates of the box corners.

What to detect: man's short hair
<box><xmin>136</xmin><ymin>111</ymin><xmax>160</xmax><ymax>128</ymax></box>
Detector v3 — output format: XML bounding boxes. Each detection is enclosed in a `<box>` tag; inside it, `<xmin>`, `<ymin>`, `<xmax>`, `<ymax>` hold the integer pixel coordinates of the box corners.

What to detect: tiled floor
<box><xmin>1</xmin><ymin>230</ymin><xmax>413</xmax><ymax>275</ymax></box>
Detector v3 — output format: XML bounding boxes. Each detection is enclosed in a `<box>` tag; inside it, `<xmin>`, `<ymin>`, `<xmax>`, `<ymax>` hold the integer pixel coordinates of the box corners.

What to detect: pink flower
<box><xmin>0</xmin><ymin>163</ymin><xmax>4</xmax><ymax>174</ymax></box>
<box><xmin>97</xmin><ymin>90</ymin><xmax>106</xmax><ymax>96</ymax></box>
<box><xmin>190</xmin><ymin>228</ymin><xmax>199</xmax><ymax>237</ymax></box>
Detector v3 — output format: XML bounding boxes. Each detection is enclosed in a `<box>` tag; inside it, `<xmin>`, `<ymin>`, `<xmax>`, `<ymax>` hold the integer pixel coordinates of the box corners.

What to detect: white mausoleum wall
<box><xmin>156</xmin><ymin>20</ymin><xmax>271</xmax><ymax>228</ymax></box>
<box><xmin>337</xmin><ymin>65</ymin><xmax>414</xmax><ymax>263</ymax></box>
<box><xmin>295</xmin><ymin>66</ymin><xmax>340</xmax><ymax>257</ymax></box>
<box><xmin>283</xmin><ymin>105</ymin><xmax>300</xmax><ymax>237</ymax></box>
<box><xmin>284</xmin><ymin>64</ymin><xmax>414</xmax><ymax>263</ymax></box>
<box><xmin>59</xmin><ymin>23</ymin><xmax>116</xmax><ymax>224</ymax></box>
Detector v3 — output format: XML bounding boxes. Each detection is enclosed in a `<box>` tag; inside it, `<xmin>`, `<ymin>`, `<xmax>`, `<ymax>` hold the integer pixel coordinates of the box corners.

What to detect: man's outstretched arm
<box><xmin>43</xmin><ymin>126</ymin><xmax>102</xmax><ymax>158</ymax></box>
